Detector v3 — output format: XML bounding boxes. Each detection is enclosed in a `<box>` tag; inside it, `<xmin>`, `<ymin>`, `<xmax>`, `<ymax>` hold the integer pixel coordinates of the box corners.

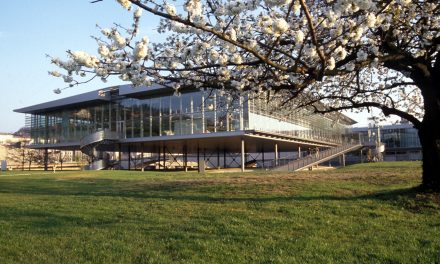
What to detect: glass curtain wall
<box><xmin>29</xmin><ymin>90</ymin><xmax>247</xmax><ymax>145</ymax></box>
<box><xmin>29</xmin><ymin>89</ymin><xmax>354</xmax><ymax>146</ymax></box>
<box><xmin>381</xmin><ymin>127</ymin><xmax>421</xmax><ymax>148</ymax></box>
<box><xmin>249</xmin><ymin>95</ymin><xmax>347</xmax><ymax>134</ymax></box>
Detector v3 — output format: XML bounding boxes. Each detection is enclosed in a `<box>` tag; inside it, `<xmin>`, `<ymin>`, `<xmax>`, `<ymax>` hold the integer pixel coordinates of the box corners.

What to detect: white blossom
<box><xmin>327</xmin><ymin>57</ymin><xmax>336</xmax><ymax>70</ymax></box>
<box><xmin>293</xmin><ymin>1</ymin><xmax>301</xmax><ymax>14</ymax></box>
<box><xmin>98</xmin><ymin>45</ymin><xmax>110</xmax><ymax>57</ymax></box>
<box><xmin>116</xmin><ymin>0</ymin><xmax>131</xmax><ymax>10</ymax></box>
<box><xmin>52</xmin><ymin>0</ymin><xmax>433</xmax><ymax>144</ymax></box>
<box><xmin>366</xmin><ymin>13</ymin><xmax>376</xmax><ymax>28</ymax></box>
<box><xmin>231</xmin><ymin>53</ymin><xmax>242</xmax><ymax>64</ymax></box>
<box><xmin>71</xmin><ymin>51</ymin><xmax>99</xmax><ymax>68</ymax></box>
<box><xmin>48</xmin><ymin>71</ymin><xmax>61</xmax><ymax>77</ymax></box>
<box><xmin>165</xmin><ymin>3</ymin><xmax>177</xmax><ymax>16</ymax></box>
<box><xmin>218</xmin><ymin>54</ymin><xmax>228</xmax><ymax>66</ymax></box>
<box><xmin>133</xmin><ymin>41</ymin><xmax>148</xmax><ymax>61</ymax></box>
<box><xmin>101</xmin><ymin>28</ymin><xmax>111</xmax><ymax>36</ymax></box>
<box><xmin>294</xmin><ymin>30</ymin><xmax>305</xmax><ymax>44</ymax></box>
<box><xmin>334</xmin><ymin>46</ymin><xmax>347</xmax><ymax>60</ymax></box>
<box><xmin>112</xmin><ymin>32</ymin><xmax>126</xmax><ymax>48</ymax></box>
<box><xmin>134</xmin><ymin>8</ymin><xmax>142</xmax><ymax>18</ymax></box>
<box><xmin>273</xmin><ymin>18</ymin><xmax>289</xmax><ymax>36</ymax></box>
<box><xmin>184</xmin><ymin>0</ymin><xmax>203</xmax><ymax>17</ymax></box>
<box><xmin>227</xmin><ymin>28</ymin><xmax>237</xmax><ymax>41</ymax></box>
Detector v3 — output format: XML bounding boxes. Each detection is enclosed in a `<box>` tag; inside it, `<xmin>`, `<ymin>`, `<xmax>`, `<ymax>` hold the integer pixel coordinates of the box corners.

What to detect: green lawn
<box><xmin>0</xmin><ymin>162</ymin><xmax>439</xmax><ymax>263</ymax></box>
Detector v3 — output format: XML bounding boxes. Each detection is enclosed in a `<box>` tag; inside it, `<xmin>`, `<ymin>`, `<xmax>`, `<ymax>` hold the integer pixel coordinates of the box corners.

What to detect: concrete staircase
<box><xmin>273</xmin><ymin>143</ymin><xmax>362</xmax><ymax>172</ymax></box>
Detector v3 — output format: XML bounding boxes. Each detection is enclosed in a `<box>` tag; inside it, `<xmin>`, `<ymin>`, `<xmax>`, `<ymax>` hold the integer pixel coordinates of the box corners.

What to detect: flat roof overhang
<box><xmin>13</xmin><ymin>83</ymin><xmax>179</xmax><ymax>114</ymax></box>
<box><xmin>27</xmin><ymin>130</ymin><xmax>339</xmax><ymax>153</ymax></box>
<box><xmin>14</xmin><ymin>90</ymin><xmax>112</xmax><ymax>114</ymax></box>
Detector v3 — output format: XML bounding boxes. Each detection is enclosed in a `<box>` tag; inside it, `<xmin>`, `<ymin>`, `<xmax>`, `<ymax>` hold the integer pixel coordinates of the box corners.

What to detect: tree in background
<box><xmin>49</xmin><ymin>0</ymin><xmax>439</xmax><ymax>189</ymax></box>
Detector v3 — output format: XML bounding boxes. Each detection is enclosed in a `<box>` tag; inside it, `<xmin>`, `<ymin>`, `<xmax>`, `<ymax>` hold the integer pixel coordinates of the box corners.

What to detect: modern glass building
<box><xmin>15</xmin><ymin>84</ymin><xmax>357</xmax><ymax>170</ymax></box>
<box><xmin>352</xmin><ymin>123</ymin><xmax>422</xmax><ymax>161</ymax></box>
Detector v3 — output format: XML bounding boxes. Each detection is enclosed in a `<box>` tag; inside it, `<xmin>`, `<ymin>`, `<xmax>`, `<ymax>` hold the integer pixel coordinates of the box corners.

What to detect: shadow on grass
<box><xmin>0</xmin><ymin>177</ymin><xmax>428</xmax><ymax>204</ymax></box>
<box><xmin>1</xmin><ymin>178</ymin><xmax>437</xmax><ymax>232</ymax></box>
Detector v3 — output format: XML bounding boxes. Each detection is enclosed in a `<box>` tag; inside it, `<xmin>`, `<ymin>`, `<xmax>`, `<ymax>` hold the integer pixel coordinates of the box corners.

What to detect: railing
<box><xmin>79</xmin><ymin>129</ymin><xmax>120</xmax><ymax>149</ymax></box>
<box><xmin>80</xmin><ymin>129</ymin><xmax>120</xmax><ymax>170</ymax></box>
<box><xmin>271</xmin><ymin>143</ymin><xmax>362</xmax><ymax>171</ymax></box>
<box><xmin>252</xmin><ymin>127</ymin><xmax>359</xmax><ymax>145</ymax></box>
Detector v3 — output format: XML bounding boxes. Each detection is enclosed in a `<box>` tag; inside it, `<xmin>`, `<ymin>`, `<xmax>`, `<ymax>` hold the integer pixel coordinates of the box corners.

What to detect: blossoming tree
<box><xmin>49</xmin><ymin>0</ymin><xmax>439</xmax><ymax>189</ymax></box>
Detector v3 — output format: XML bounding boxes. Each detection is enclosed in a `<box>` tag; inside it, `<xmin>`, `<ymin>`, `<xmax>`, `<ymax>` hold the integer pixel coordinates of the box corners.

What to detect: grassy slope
<box><xmin>0</xmin><ymin>162</ymin><xmax>439</xmax><ymax>263</ymax></box>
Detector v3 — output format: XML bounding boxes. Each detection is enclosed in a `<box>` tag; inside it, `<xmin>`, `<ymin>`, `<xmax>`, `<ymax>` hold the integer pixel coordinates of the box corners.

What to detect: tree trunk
<box><xmin>419</xmin><ymin>126</ymin><xmax>440</xmax><ymax>190</ymax></box>
<box><xmin>418</xmin><ymin>93</ymin><xmax>440</xmax><ymax>190</ymax></box>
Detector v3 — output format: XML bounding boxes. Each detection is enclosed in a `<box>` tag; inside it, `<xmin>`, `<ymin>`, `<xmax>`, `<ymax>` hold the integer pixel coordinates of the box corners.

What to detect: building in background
<box><xmin>0</xmin><ymin>131</ymin><xmax>86</xmax><ymax>171</ymax></box>
<box><xmin>14</xmin><ymin>84</ymin><xmax>360</xmax><ymax>171</ymax></box>
<box><xmin>351</xmin><ymin>121</ymin><xmax>421</xmax><ymax>162</ymax></box>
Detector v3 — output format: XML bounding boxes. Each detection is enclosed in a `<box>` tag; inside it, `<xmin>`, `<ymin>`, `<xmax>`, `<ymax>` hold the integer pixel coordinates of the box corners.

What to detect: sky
<box><xmin>0</xmin><ymin>1</ymin><xmax>375</xmax><ymax>133</ymax></box>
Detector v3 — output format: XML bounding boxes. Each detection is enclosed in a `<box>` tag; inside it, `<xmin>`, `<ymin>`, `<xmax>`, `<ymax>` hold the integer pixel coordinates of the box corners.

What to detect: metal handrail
<box><xmin>271</xmin><ymin>143</ymin><xmax>362</xmax><ymax>171</ymax></box>
<box><xmin>80</xmin><ymin>129</ymin><xmax>120</xmax><ymax>149</ymax></box>
<box><xmin>80</xmin><ymin>129</ymin><xmax>120</xmax><ymax>170</ymax></box>
<box><xmin>252</xmin><ymin>127</ymin><xmax>360</xmax><ymax>145</ymax></box>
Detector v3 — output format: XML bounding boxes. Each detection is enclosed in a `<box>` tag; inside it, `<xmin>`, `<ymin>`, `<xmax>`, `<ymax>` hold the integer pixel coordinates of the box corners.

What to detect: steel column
<box><xmin>217</xmin><ymin>147</ymin><xmax>220</xmax><ymax>169</ymax></box>
<box><xmin>128</xmin><ymin>145</ymin><xmax>131</xmax><ymax>170</ymax></box>
<box><xmin>197</xmin><ymin>146</ymin><xmax>200</xmax><ymax>173</ymax></box>
<box><xmin>184</xmin><ymin>145</ymin><xmax>188</xmax><ymax>172</ymax></box>
<box><xmin>223</xmin><ymin>148</ymin><xmax>227</xmax><ymax>168</ymax></box>
<box><xmin>141</xmin><ymin>143</ymin><xmax>144</xmax><ymax>171</ymax></box>
<box><xmin>163</xmin><ymin>145</ymin><xmax>166</xmax><ymax>170</ymax></box>
<box><xmin>241</xmin><ymin>139</ymin><xmax>245</xmax><ymax>172</ymax></box>
<box><xmin>44</xmin><ymin>148</ymin><xmax>48</xmax><ymax>171</ymax></box>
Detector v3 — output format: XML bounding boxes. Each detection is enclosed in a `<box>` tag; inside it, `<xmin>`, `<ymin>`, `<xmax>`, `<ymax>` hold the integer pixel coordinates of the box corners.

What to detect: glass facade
<box><xmin>29</xmin><ymin>90</ymin><xmax>244</xmax><ymax>145</ymax></box>
<box><xmin>356</xmin><ymin>125</ymin><xmax>421</xmax><ymax>149</ymax></box>
<box><xmin>27</xmin><ymin>89</ymin><xmax>353</xmax><ymax>145</ymax></box>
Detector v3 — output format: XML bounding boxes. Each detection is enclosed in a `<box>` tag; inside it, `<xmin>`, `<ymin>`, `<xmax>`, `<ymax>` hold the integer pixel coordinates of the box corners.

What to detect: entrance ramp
<box><xmin>273</xmin><ymin>143</ymin><xmax>362</xmax><ymax>172</ymax></box>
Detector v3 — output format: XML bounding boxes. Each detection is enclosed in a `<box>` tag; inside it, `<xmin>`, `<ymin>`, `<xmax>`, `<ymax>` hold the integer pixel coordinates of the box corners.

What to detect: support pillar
<box><xmin>261</xmin><ymin>149</ymin><xmax>265</xmax><ymax>169</ymax></box>
<box><xmin>60</xmin><ymin>152</ymin><xmax>63</xmax><ymax>171</ymax></box>
<box><xmin>183</xmin><ymin>145</ymin><xmax>188</xmax><ymax>172</ymax></box>
<box><xmin>360</xmin><ymin>149</ymin><xmax>363</xmax><ymax>163</ymax></box>
<box><xmin>223</xmin><ymin>148</ymin><xmax>227</xmax><ymax>169</ymax></box>
<box><xmin>44</xmin><ymin>148</ymin><xmax>48</xmax><ymax>171</ymax></box>
<box><xmin>217</xmin><ymin>147</ymin><xmax>220</xmax><ymax>170</ymax></box>
<box><xmin>274</xmin><ymin>143</ymin><xmax>279</xmax><ymax>167</ymax></box>
<box><xmin>163</xmin><ymin>145</ymin><xmax>166</xmax><ymax>170</ymax></box>
<box><xmin>298</xmin><ymin>146</ymin><xmax>301</xmax><ymax>158</ymax></box>
<box><xmin>118</xmin><ymin>143</ymin><xmax>122</xmax><ymax>169</ymax></box>
<box><xmin>241</xmin><ymin>139</ymin><xmax>245</xmax><ymax>172</ymax></box>
<box><xmin>197</xmin><ymin>147</ymin><xmax>200</xmax><ymax>173</ymax></box>
<box><xmin>157</xmin><ymin>147</ymin><xmax>161</xmax><ymax>170</ymax></box>
<box><xmin>341</xmin><ymin>153</ymin><xmax>346</xmax><ymax>167</ymax></box>
<box><xmin>141</xmin><ymin>143</ymin><xmax>144</xmax><ymax>171</ymax></box>
<box><xmin>128</xmin><ymin>145</ymin><xmax>131</xmax><ymax>170</ymax></box>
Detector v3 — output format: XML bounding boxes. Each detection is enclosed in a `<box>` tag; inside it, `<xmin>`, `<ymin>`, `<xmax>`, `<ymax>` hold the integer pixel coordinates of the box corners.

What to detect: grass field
<box><xmin>0</xmin><ymin>162</ymin><xmax>439</xmax><ymax>263</ymax></box>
